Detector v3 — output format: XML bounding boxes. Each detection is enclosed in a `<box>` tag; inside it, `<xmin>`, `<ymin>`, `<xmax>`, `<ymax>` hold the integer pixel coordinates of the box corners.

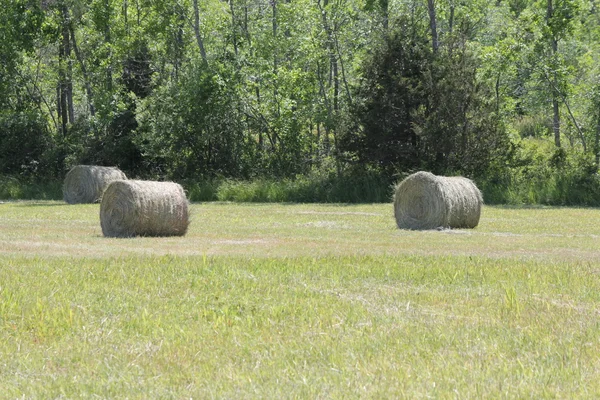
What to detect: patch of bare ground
<box><xmin>291</xmin><ymin>211</ymin><xmax>384</xmax><ymax>216</ymax></box>
<box><xmin>212</xmin><ymin>239</ymin><xmax>272</xmax><ymax>245</ymax></box>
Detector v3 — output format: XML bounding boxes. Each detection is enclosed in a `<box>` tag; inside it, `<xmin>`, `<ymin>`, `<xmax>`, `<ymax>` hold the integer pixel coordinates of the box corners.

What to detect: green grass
<box><xmin>1</xmin><ymin>202</ymin><xmax>600</xmax><ymax>398</ymax></box>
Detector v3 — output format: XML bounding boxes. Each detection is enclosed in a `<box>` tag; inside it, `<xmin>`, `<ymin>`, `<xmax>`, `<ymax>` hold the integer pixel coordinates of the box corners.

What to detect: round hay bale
<box><xmin>393</xmin><ymin>171</ymin><xmax>483</xmax><ymax>230</ymax></box>
<box><xmin>100</xmin><ymin>180</ymin><xmax>189</xmax><ymax>238</ymax></box>
<box><xmin>63</xmin><ymin>165</ymin><xmax>127</xmax><ymax>204</ymax></box>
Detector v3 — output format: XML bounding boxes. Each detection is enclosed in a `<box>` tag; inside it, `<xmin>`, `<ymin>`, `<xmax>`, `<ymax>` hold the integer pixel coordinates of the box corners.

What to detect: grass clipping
<box><xmin>100</xmin><ymin>180</ymin><xmax>190</xmax><ymax>238</ymax></box>
<box><xmin>394</xmin><ymin>171</ymin><xmax>483</xmax><ymax>230</ymax></box>
<box><xmin>63</xmin><ymin>165</ymin><xmax>127</xmax><ymax>204</ymax></box>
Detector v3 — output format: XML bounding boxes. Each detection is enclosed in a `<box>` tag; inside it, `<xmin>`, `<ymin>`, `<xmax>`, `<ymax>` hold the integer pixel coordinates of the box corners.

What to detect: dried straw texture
<box><xmin>394</xmin><ymin>171</ymin><xmax>483</xmax><ymax>230</ymax></box>
<box><xmin>100</xmin><ymin>180</ymin><xmax>190</xmax><ymax>238</ymax></box>
<box><xmin>63</xmin><ymin>165</ymin><xmax>127</xmax><ymax>204</ymax></box>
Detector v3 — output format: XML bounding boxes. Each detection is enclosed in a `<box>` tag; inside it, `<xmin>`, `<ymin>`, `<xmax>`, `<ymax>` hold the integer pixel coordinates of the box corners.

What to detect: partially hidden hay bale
<box><xmin>63</xmin><ymin>165</ymin><xmax>127</xmax><ymax>204</ymax></box>
<box><xmin>100</xmin><ymin>180</ymin><xmax>189</xmax><ymax>238</ymax></box>
<box><xmin>393</xmin><ymin>171</ymin><xmax>483</xmax><ymax>230</ymax></box>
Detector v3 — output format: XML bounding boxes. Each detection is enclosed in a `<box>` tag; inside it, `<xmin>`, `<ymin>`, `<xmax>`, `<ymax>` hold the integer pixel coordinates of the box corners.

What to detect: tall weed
<box><xmin>479</xmin><ymin>140</ymin><xmax>600</xmax><ymax>206</ymax></box>
<box><xmin>0</xmin><ymin>176</ymin><xmax>62</xmax><ymax>200</ymax></box>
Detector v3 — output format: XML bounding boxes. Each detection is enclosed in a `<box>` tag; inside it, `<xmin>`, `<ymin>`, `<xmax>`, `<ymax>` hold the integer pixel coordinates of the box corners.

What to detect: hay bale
<box><xmin>100</xmin><ymin>180</ymin><xmax>189</xmax><ymax>238</ymax></box>
<box><xmin>63</xmin><ymin>165</ymin><xmax>127</xmax><ymax>204</ymax></box>
<box><xmin>393</xmin><ymin>171</ymin><xmax>482</xmax><ymax>230</ymax></box>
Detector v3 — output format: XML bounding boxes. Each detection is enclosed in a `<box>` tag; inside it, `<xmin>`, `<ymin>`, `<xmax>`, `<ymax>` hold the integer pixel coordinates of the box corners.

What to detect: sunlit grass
<box><xmin>1</xmin><ymin>202</ymin><xmax>600</xmax><ymax>397</ymax></box>
<box><xmin>1</xmin><ymin>202</ymin><xmax>600</xmax><ymax>261</ymax></box>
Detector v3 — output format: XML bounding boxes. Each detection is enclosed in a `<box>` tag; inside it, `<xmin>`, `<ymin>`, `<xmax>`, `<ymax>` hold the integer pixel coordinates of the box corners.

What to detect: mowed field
<box><xmin>1</xmin><ymin>201</ymin><xmax>600</xmax><ymax>398</ymax></box>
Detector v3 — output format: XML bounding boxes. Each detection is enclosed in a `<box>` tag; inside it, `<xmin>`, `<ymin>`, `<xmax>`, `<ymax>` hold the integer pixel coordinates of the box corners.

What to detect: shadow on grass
<box><xmin>190</xmin><ymin>201</ymin><xmax>390</xmax><ymax>207</ymax></box>
<box><xmin>8</xmin><ymin>201</ymin><xmax>70</xmax><ymax>207</ymax></box>
<box><xmin>487</xmin><ymin>204</ymin><xmax>600</xmax><ymax>210</ymax></box>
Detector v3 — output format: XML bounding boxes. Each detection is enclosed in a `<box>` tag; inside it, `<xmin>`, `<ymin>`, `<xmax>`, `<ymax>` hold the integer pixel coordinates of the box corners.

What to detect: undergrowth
<box><xmin>0</xmin><ymin>176</ymin><xmax>62</xmax><ymax>200</ymax></box>
<box><xmin>3</xmin><ymin>139</ymin><xmax>600</xmax><ymax>205</ymax></box>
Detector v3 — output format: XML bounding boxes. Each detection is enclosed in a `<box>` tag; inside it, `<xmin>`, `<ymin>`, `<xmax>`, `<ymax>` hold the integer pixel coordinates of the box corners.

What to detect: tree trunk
<box><xmin>316</xmin><ymin>123</ymin><xmax>321</xmax><ymax>157</ymax></box>
<box><xmin>381</xmin><ymin>0</ymin><xmax>389</xmax><ymax>31</ymax></box>
<box><xmin>271</xmin><ymin>0</ymin><xmax>280</xmax><ymax>139</ymax></box>
<box><xmin>333</xmin><ymin>32</ymin><xmax>353</xmax><ymax>106</ymax></box>
<box><xmin>332</xmin><ymin>55</ymin><xmax>339</xmax><ymax>115</ymax></box>
<box><xmin>104</xmin><ymin>0</ymin><xmax>113</xmax><ymax>93</ymax></box>
<box><xmin>61</xmin><ymin>6</ymin><xmax>74</xmax><ymax>124</ymax></box>
<box><xmin>193</xmin><ymin>0</ymin><xmax>208</xmax><ymax>64</ymax></box>
<box><xmin>449</xmin><ymin>3</ymin><xmax>454</xmax><ymax>34</ymax></box>
<box><xmin>427</xmin><ymin>0</ymin><xmax>439</xmax><ymax>53</ymax></box>
<box><xmin>317</xmin><ymin>0</ymin><xmax>341</xmax><ymax>156</ymax></box>
<box><xmin>316</xmin><ymin>60</ymin><xmax>331</xmax><ymax>155</ymax></box>
<box><xmin>495</xmin><ymin>72</ymin><xmax>501</xmax><ymax>113</ymax></box>
<box><xmin>57</xmin><ymin>84</ymin><xmax>67</xmax><ymax>136</ymax></box>
<box><xmin>561</xmin><ymin>92</ymin><xmax>585</xmax><ymax>151</ymax></box>
<box><xmin>69</xmin><ymin>16</ymin><xmax>95</xmax><ymax>116</ymax></box>
<box><xmin>229</xmin><ymin>0</ymin><xmax>239</xmax><ymax>56</ymax></box>
<box><xmin>547</xmin><ymin>0</ymin><xmax>561</xmax><ymax>147</ymax></box>
<box><xmin>595</xmin><ymin>120</ymin><xmax>600</xmax><ymax>171</ymax></box>
<box><xmin>243</xmin><ymin>0</ymin><xmax>251</xmax><ymax>45</ymax></box>
<box><xmin>58</xmin><ymin>12</ymin><xmax>68</xmax><ymax>135</ymax></box>
<box><xmin>552</xmin><ymin>98</ymin><xmax>560</xmax><ymax>147</ymax></box>
<box><xmin>123</xmin><ymin>0</ymin><xmax>129</xmax><ymax>37</ymax></box>
<box><xmin>174</xmin><ymin>11</ymin><xmax>185</xmax><ymax>79</ymax></box>
<box><xmin>135</xmin><ymin>0</ymin><xmax>141</xmax><ymax>26</ymax></box>
<box><xmin>256</xmin><ymin>86</ymin><xmax>263</xmax><ymax>147</ymax></box>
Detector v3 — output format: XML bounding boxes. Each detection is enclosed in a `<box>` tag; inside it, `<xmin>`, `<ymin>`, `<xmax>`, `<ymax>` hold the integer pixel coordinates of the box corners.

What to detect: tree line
<box><xmin>1</xmin><ymin>0</ymin><xmax>600</xmax><ymax>201</ymax></box>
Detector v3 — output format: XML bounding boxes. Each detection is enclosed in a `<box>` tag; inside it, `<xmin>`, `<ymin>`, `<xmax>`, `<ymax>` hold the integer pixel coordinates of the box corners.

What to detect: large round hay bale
<box><xmin>393</xmin><ymin>171</ymin><xmax>483</xmax><ymax>230</ymax></box>
<box><xmin>100</xmin><ymin>180</ymin><xmax>189</xmax><ymax>238</ymax></box>
<box><xmin>63</xmin><ymin>165</ymin><xmax>127</xmax><ymax>204</ymax></box>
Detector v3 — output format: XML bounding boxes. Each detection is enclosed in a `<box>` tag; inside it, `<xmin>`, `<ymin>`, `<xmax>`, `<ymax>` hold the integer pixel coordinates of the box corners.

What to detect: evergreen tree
<box><xmin>342</xmin><ymin>21</ymin><xmax>512</xmax><ymax>178</ymax></box>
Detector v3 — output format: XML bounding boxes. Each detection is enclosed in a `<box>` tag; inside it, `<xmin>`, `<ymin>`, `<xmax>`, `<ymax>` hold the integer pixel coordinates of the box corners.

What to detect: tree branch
<box><xmin>542</xmin><ymin>69</ymin><xmax>586</xmax><ymax>151</ymax></box>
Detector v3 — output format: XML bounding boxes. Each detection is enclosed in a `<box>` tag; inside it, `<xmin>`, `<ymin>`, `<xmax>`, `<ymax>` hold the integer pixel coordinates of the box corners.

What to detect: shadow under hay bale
<box><xmin>393</xmin><ymin>171</ymin><xmax>483</xmax><ymax>230</ymax></box>
<box><xmin>63</xmin><ymin>165</ymin><xmax>127</xmax><ymax>204</ymax></box>
<box><xmin>100</xmin><ymin>180</ymin><xmax>189</xmax><ymax>238</ymax></box>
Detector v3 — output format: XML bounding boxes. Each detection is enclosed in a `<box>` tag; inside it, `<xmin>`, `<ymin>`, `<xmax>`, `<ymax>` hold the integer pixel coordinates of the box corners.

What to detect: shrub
<box><xmin>0</xmin><ymin>110</ymin><xmax>49</xmax><ymax>176</ymax></box>
<box><xmin>478</xmin><ymin>139</ymin><xmax>600</xmax><ymax>206</ymax></box>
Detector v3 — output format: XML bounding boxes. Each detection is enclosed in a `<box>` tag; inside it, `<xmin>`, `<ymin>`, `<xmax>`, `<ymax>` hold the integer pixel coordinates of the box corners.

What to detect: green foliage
<box><xmin>512</xmin><ymin>114</ymin><xmax>551</xmax><ymax>138</ymax></box>
<box><xmin>414</xmin><ymin>40</ymin><xmax>512</xmax><ymax>177</ymax></box>
<box><xmin>58</xmin><ymin>103</ymin><xmax>143</xmax><ymax>176</ymax></box>
<box><xmin>508</xmin><ymin>0</ymin><xmax>529</xmax><ymax>16</ymax></box>
<box><xmin>542</xmin><ymin>0</ymin><xmax>579</xmax><ymax>41</ymax></box>
<box><xmin>121</xmin><ymin>39</ymin><xmax>154</xmax><ymax>99</ymax></box>
<box><xmin>0</xmin><ymin>110</ymin><xmax>50</xmax><ymax>176</ymax></box>
<box><xmin>136</xmin><ymin>61</ymin><xmax>250</xmax><ymax>179</ymax></box>
<box><xmin>0</xmin><ymin>0</ymin><xmax>44</xmax><ymax>107</ymax></box>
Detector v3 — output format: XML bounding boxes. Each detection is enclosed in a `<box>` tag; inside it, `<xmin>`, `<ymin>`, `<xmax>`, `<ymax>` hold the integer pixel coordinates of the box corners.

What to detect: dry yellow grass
<box><xmin>1</xmin><ymin>202</ymin><xmax>599</xmax><ymax>262</ymax></box>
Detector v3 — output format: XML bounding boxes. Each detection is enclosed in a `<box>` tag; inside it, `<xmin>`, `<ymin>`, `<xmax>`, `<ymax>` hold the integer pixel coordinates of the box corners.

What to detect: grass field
<box><xmin>1</xmin><ymin>201</ymin><xmax>600</xmax><ymax>398</ymax></box>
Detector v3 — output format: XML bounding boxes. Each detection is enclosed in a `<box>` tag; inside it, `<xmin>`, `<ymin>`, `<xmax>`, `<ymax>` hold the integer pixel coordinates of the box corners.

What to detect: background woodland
<box><xmin>2</xmin><ymin>0</ymin><xmax>600</xmax><ymax>204</ymax></box>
